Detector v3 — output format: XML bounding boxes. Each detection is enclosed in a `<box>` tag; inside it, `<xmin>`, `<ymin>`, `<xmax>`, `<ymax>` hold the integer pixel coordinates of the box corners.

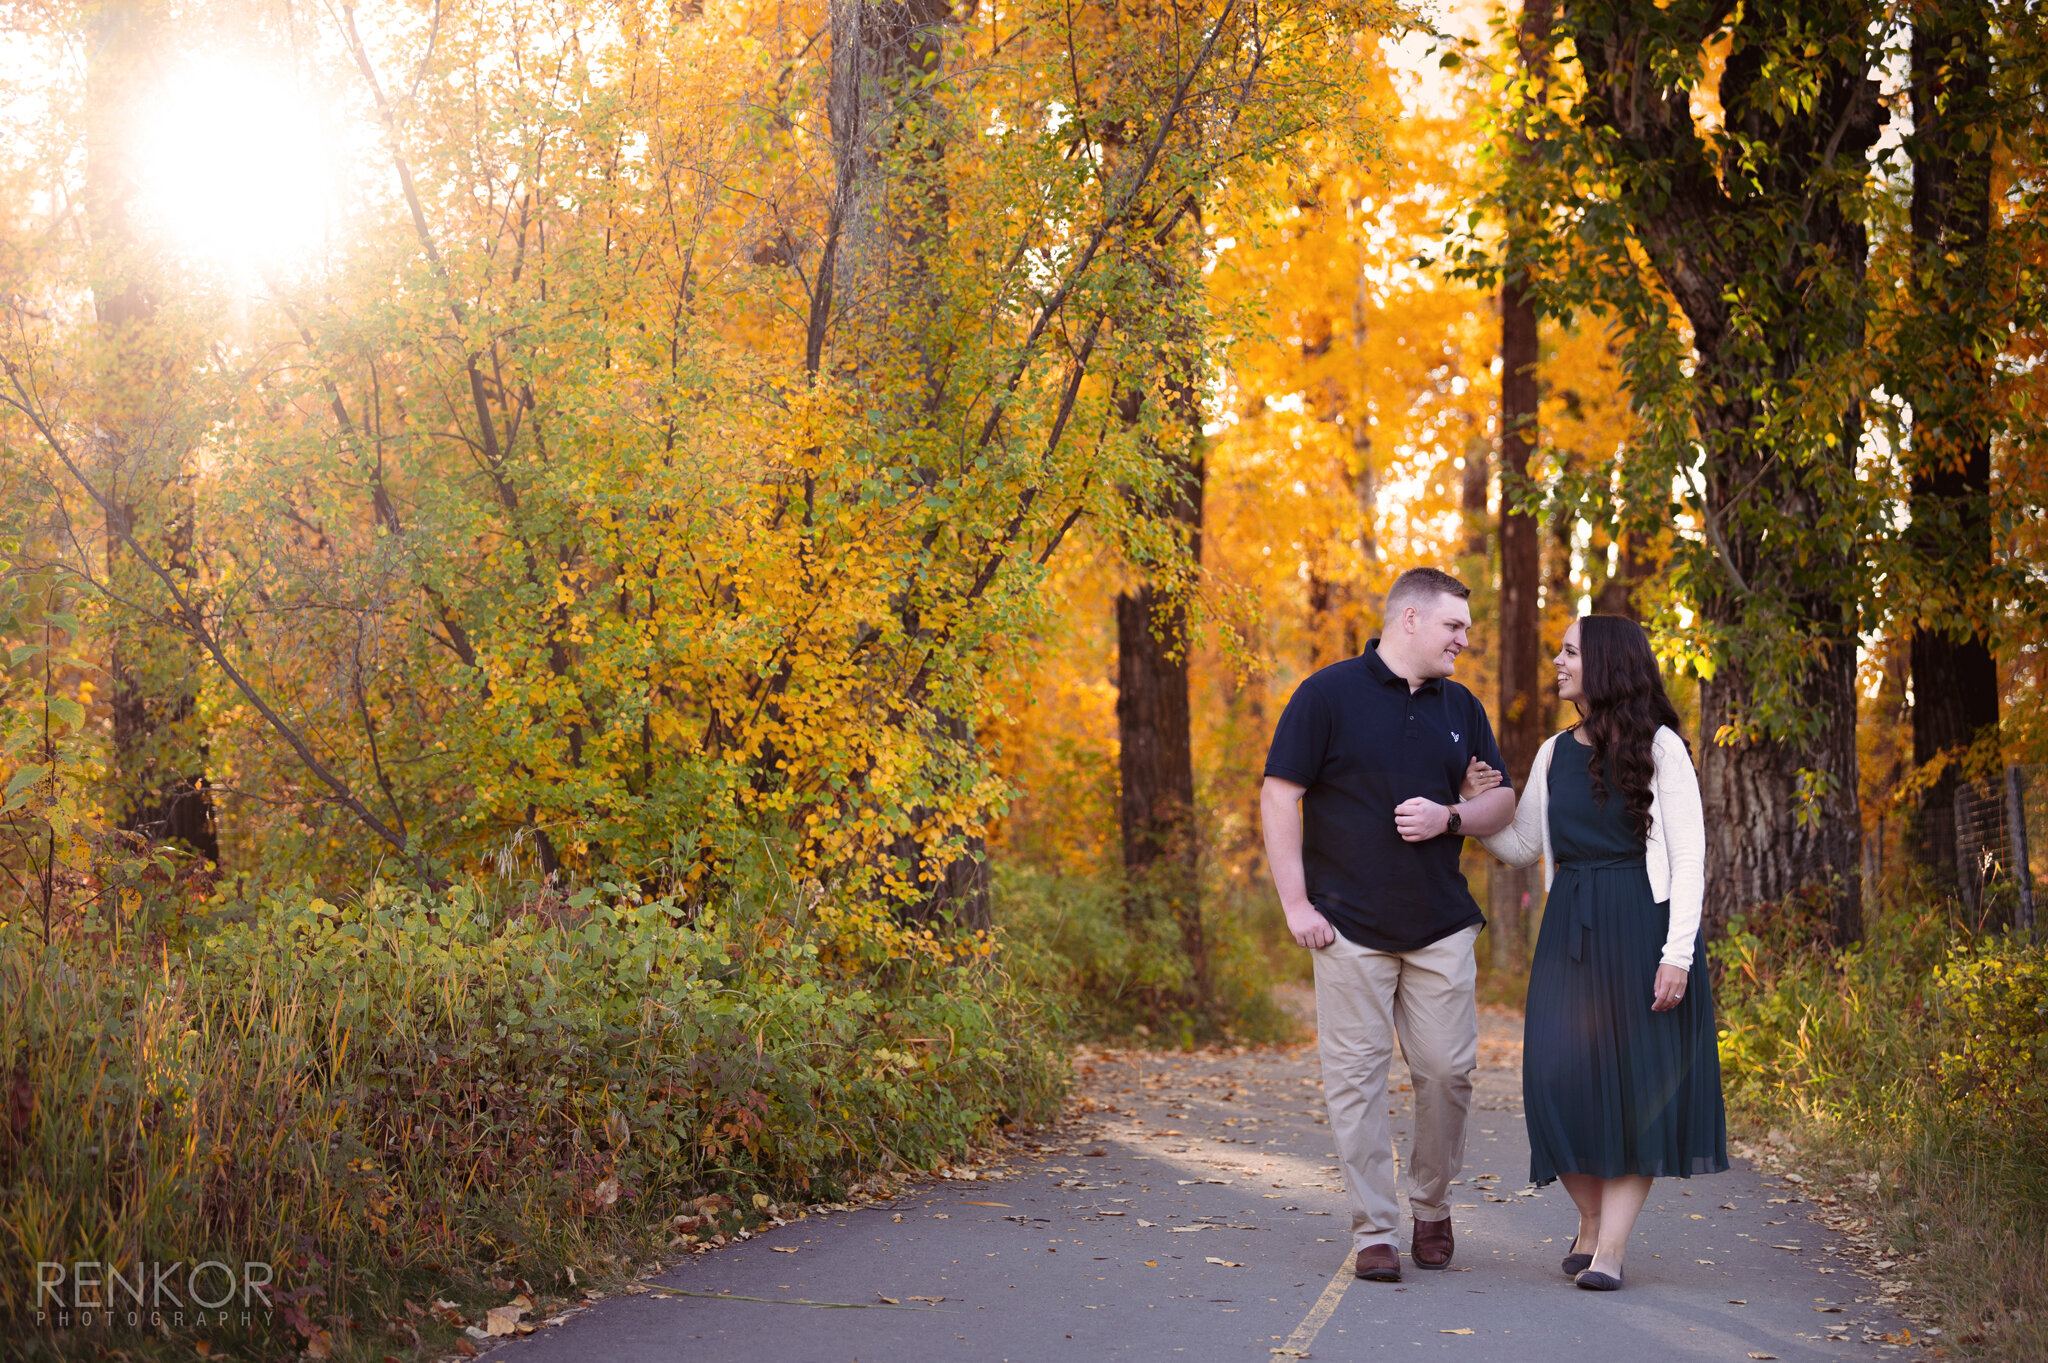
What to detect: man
<box><xmin>1260</xmin><ymin>567</ymin><xmax>1516</xmax><ymax>1282</ymax></box>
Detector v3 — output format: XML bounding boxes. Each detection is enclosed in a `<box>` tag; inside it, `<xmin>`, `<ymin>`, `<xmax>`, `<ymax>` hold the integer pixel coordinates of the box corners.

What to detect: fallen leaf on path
<box><xmin>1143</xmin><ymin>1261</ymin><xmax>1158</xmax><ymax>1267</ymax></box>
<box><xmin>907</xmin><ymin>1296</ymin><xmax>946</xmax><ymax>1304</ymax></box>
<box><xmin>1205</xmin><ymin>1257</ymin><xmax>1243</xmax><ymax>1268</ymax></box>
<box><xmin>959</xmin><ymin>1201</ymin><xmax>1011</xmax><ymax>1207</ymax></box>
<box><xmin>1137</xmin><ymin>1219</ymin><xmax>1158</xmax><ymax>1227</ymax></box>
<box><xmin>1770</xmin><ymin>1244</ymin><xmax>1804</xmax><ymax>1251</ymax></box>
<box><xmin>876</xmin><ymin>1295</ymin><xmax>899</xmax><ymax>1305</ymax></box>
<box><xmin>1440</xmin><ymin>1328</ymin><xmax>1474</xmax><ymax>1335</ymax></box>
<box><xmin>772</xmin><ymin>1247</ymin><xmax>799</xmax><ymax>1254</ymax></box>
<box><xmin>485</xmin><ymin>1305</ymin><xmax>525</xmax><ymax>1335</ymax></box>
<box><xmin>1814</xmin><ymin>1306</ymin><xmax>1843</xmax><ymax>1313</ymax></box>
<box><xmin>1747</xmin><ymin>1354</ymin><xmax>1777</xmax><ymax>1360</ymax></box>
<box><xmin>1098</xmin><ymin>1210</ymin><xmax>1126</xmax><ymax>1216</ymax></box>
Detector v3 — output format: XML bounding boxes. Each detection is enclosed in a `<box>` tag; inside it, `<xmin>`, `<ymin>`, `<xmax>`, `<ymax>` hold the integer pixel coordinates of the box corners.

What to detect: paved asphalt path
<box><xmin>489</xmin><ymin>1003</ymin><xmax>1923</xmax><ymax>1363</ymax></box>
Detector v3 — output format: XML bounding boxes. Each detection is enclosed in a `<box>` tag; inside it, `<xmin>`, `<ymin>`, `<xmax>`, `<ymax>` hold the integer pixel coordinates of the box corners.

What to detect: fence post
<box><xmin>2008</xmin><ymin>765</ymin><xmax>2036</xmax><ymax>938</ymax></box>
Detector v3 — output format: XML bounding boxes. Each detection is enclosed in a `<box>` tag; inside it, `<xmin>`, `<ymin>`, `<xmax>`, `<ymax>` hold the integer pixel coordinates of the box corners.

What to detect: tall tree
<box><xmin>825</xmin><ymin>0</ymin><xmax>992</xmax><ymax>925</ymax></box>
<box><xmin>1507</xmin><ymin>1</ymin><xmax>1886</xmax><ymax>942</ymax></box>
<box><xmin>1114</xmin><ymin>205</ymin><xmax>1209</xmax><ymax>1001</ymax></box>
<box><xmin>84</xmin><ymin>0</ymin><xmax>218</xmax><ymax>862</ymax></box>
<box><xmin>1903</xmin><ymin>0</ymin><xmax>2000</xmax><ymax>880</ymax></box>
<box><xmin>1493</xmin><ymin>0</ymin><xmax>1552</xmax><ymax>966</ymax></box>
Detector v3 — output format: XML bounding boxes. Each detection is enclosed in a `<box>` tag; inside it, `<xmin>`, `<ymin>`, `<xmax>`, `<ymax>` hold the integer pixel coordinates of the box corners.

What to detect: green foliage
<box><xmin>0</xmin><ymin>869</ymin><xmax>1061</xmax><ymax>1350</ymax></box>
<box><xmin>1</xmin><ymin>0</ymin><xmax>1397</xmax><ymax>908</ymax></box>
<box><xmin>1933</xmin><ymin>938</ymin><xmax>2048</xmax><ymax>1131</ymax></box>
<box><xmin>1450</xmin><ymin>0</ymin><xmax>1892</xmax><ymax>742</ymax></box>
<box><xmin>995</xmin><ymin>864</ymin><xmax>1290</xmax><ymax>1045</ymax></box>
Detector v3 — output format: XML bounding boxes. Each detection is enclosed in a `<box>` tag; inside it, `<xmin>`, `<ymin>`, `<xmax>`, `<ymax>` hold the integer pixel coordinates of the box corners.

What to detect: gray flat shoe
<box><xmin>1561</xmin><ymin>1238</ymin><xmax>1593</xmax><ymax>1277</ymax></box>
<box><xmin>1574</xmin><ymin>1268</ymin><xmax>1623</xmax><ymax>1291</ymax></box>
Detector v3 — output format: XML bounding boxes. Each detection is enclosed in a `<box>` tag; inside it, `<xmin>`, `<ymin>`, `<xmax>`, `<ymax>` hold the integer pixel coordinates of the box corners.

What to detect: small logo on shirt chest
<box><xmin>1451</xmin><ymin>731</ymin><xmax>1461</xmax><ymax>743</ymax></box>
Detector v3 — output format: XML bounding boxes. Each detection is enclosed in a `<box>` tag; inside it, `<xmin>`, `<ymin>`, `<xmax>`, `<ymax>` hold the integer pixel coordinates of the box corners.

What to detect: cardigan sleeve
<box><xmin>1654</xmin><ymin>727</ymin><xmax>1707</xmax><ymax>971</ymax></box>
<box><xmin>1479</xmin><ymin>736</ymin><xmax>1551</xmax><ymax>870</ymax></box>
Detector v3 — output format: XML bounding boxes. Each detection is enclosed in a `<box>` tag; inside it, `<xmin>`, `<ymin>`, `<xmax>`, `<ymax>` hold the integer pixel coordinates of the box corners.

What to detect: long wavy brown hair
<box><xmin>1573</xmin><ymin>615</ymin><xmax>1690</xmax><ymax>844</ymax></box>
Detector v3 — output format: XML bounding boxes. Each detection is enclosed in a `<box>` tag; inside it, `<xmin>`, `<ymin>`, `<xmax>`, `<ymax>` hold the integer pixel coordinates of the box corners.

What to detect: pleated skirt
<box><xmin>1522</xmin><ymin>862</ymin><xmax>1729</xmax><ymax>1185</ymax></box>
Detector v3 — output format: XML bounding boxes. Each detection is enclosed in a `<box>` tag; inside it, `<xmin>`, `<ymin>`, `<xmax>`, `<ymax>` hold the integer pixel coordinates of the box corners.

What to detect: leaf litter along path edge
<box><xmin>479</xmin><ymin>998</ymin><xmax>1924</xmax><ymax>1362</ymax></box>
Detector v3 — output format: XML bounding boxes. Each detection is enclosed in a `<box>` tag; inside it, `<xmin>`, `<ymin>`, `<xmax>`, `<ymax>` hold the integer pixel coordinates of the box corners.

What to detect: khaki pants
<box><xmin>1313</xmin><ymin>924</ymin><xmax>1479</xmax><ymax>1252</ymax></box>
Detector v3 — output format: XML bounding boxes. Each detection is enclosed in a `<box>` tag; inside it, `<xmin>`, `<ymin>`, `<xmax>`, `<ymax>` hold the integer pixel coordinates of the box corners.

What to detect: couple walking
<box><xmin>1261</xmin><ymin>566</ymin><xmax>1726</xmax><ymax>1291</ymax></box>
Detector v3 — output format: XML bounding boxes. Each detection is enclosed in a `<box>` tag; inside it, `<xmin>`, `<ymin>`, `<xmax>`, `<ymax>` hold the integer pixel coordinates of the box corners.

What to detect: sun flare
<box><xmin>135</xmin><ymin>57</ymin><xmax>336</xmax><ymax>272</ymax></box>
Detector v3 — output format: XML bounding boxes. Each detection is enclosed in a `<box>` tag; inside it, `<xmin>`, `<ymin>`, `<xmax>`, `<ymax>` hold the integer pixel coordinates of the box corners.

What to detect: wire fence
<box><xmin>1954</xmin><ymin>764</ymin><xmax>2043</xmax><ymax>935</ymax></box>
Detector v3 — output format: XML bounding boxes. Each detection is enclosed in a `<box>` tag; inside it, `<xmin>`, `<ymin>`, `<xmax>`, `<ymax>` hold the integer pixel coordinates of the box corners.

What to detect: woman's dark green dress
<box><xmin>1524</xmin><ymin>734</ymin><xmax>1728</xmax><ymax>1184</ymax></box>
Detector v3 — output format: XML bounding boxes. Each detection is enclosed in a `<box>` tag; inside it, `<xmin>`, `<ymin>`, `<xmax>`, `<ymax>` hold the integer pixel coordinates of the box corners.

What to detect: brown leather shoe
<box><xmin>1354</xmin><ymin>1244</ymin><xmax>1402</xmax><ymax>1281</ymax></box>
<box><xmin>1412</xmin><ymin>1216</ymin><xmax>1454</xmax><ymax>1269</ymax></box>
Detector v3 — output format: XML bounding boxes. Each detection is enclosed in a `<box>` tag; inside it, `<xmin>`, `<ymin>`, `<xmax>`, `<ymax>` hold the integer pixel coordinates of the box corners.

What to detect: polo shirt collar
<box><xmin>1363</xmin><ymin>639</ymin><xmax>1442</xmax><ymax>694</ymax></box>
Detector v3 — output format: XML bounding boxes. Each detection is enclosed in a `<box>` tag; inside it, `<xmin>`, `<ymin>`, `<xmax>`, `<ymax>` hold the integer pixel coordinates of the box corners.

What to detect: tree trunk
<box><xmin>1492</xmin><ymin>0</ymin><xmax>1553</xmax><ymax>972</ymax></box>
<box><xmin>1566</xmin><ymin>0</ymin><xmax>1880</xmax><ymax>944</ymax></box>
<box><xmin>826</xmin><ymin>0</ymin><xmax>954</xmax><ymax>321</ymax></box>
<box><xmin>828</xmin><ymin>0</ymin><xmax>991</xmax><ymax>927</ymax></box>
<box><xmin>1461</xmin><ymin>434</ymin><xmax>1490</xmax><ymax>557</ymax></box>
<box><xmin>1116</xmin><ymin>371</ymin><xmax>1204</xmax><ymax>870</ymax></box>
<box><xmin>87</xmin><ymin>0</ymin><xmax>219</xmax><ymax>863</ymax></box>
<box><xmin>1118</xmin><ymin>581</ymin><xmax>1198</xmax><ymax>875</ymax></box>
<box><xmin>1698</xmin><ymin>641</ymin><xmax>1862</xmax><ymax>940</ymax></box>
<box><xmin>1496</xmin><ymin>0</ymin><xmax>1550</xmax><ymax>797</ymax></box>
<box><xmin>1906</xmin><ymin>0</ymin><xmax>1999</xmax><ymax>880</ymax></box>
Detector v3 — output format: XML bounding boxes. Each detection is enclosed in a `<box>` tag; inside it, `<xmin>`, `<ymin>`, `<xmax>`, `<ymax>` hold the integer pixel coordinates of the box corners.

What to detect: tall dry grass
<box><xmin>1713</xmin><ymin>882</ymin><xmax>2047</xmax><ymax>1360</ymax></box>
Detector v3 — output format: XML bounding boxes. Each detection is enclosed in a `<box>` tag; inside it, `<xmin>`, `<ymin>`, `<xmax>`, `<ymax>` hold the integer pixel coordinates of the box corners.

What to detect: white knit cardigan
<box><xmin>1479</xmin><ymin>726</ymin><xmax>1707</xmax><ymax>971</ymax></box>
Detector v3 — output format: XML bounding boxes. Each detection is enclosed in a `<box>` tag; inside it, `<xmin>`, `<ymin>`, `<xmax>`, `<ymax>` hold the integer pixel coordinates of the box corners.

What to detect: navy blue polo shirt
<box><xmin>1263</xmin><ymin>640</ymin><xmax>1508</xmax><ymax>952</ymax></box>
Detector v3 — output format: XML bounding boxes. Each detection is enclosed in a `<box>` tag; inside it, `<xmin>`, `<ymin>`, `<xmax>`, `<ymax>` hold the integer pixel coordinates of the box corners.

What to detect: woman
<box><xmin>1474</xmin><ymin>615</ymin><xmax>1727</xmax><ymax>1290</ymax></box>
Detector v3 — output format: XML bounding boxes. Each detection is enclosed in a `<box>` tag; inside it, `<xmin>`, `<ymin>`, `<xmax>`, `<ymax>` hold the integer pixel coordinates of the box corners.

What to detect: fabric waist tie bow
<box><xmin>1553</xmin><ymin>854</ymin><xmax>1649</xmax><ymax>963</ymax></box>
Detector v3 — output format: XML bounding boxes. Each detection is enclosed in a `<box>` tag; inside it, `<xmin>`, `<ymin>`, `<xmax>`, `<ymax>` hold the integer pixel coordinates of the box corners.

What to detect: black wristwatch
<box><xmin>1445</xmin><ymin>804</ymin><xmax>1463</xmax><ymax>835</ymax></box>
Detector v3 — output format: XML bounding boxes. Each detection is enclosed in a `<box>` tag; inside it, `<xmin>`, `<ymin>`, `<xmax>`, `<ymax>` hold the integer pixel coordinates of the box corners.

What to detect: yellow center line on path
<box><xmin>1269</xmin><ymin>1254</ymin><xmax>1353</xmax><ymax>1357</ymax></box>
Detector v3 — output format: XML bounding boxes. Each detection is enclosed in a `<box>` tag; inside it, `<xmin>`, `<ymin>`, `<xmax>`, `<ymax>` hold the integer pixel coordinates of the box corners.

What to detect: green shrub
<box><xmin>995</xmin><ymin>863</ymin><xmax>1291</xmax><ymax>1044</ymax></box>
<box><xmin>1933</xmin><ymin>936</ymin><xmax>2048</xmax><ymax>1134</ymax></box>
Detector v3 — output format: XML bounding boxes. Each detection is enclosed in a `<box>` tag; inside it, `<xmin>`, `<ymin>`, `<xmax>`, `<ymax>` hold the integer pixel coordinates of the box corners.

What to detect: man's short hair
<box><xmin>1384</xmin><ymin>567</ymin><xmax>1472</xmax><ymax>622</ymax></box>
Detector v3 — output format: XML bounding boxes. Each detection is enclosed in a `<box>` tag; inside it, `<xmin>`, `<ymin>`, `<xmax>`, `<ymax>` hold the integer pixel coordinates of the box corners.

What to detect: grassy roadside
<box><xmin>1711</xmin><ymin>884</ymin><xmax>2047</xmax><ymax>1361</ymax></box>
<box><xmin>1</xmin><ymin>877</ymin><xmax>1065</xmax><ymax>1361</ymax></box>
